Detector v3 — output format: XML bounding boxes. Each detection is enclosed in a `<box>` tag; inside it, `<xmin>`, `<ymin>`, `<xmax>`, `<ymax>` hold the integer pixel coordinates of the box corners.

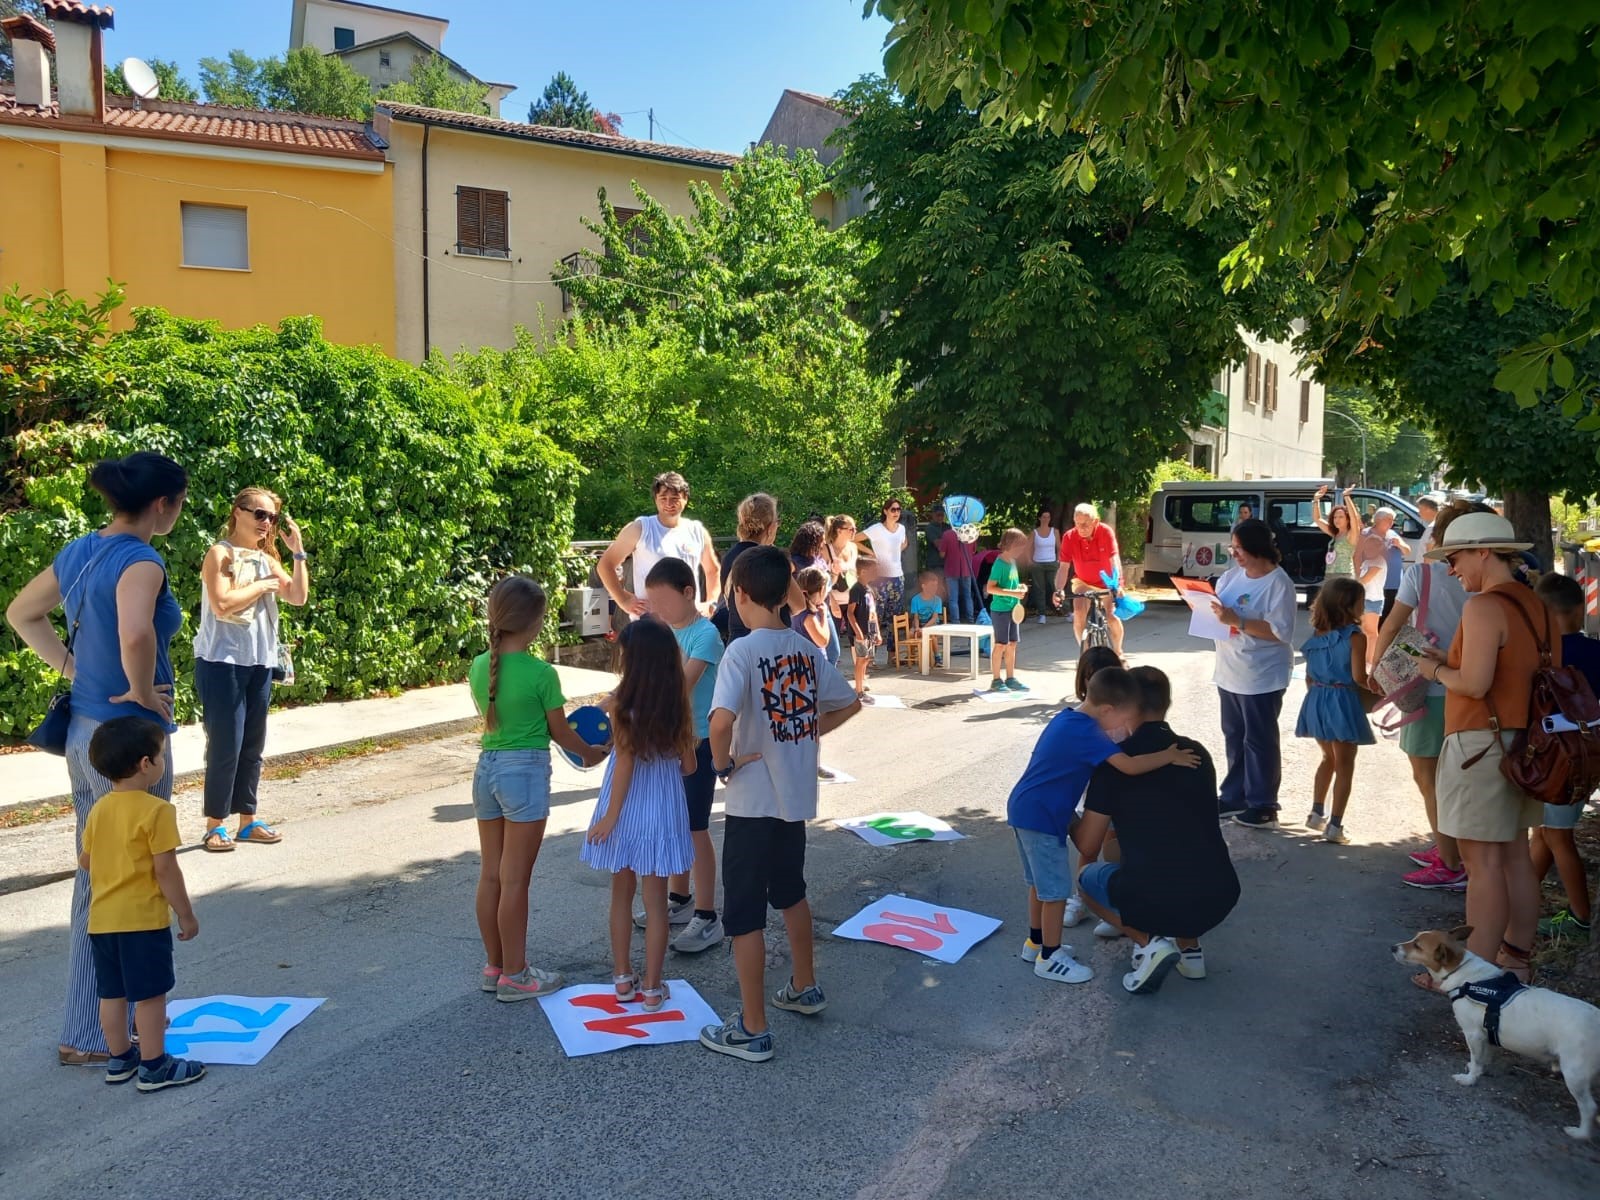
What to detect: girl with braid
<box><xmin>467</xmin><ymin>577</ymin><xmax>605</xmax><ymax>1001</ymax></box>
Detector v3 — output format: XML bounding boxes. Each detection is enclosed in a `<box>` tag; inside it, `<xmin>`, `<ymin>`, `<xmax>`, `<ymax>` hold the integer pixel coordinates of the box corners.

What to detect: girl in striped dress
<box><xmin>581</xmin><ymin>618</ymin><xmax>698</xmax><ymax>1011</ymax></box>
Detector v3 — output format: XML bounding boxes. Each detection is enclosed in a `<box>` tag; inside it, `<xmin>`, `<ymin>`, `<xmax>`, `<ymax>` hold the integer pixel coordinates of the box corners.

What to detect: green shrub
<box><xmin>0</xmin><ymin>306</ymin><xmax>579</xmax><ymax>735</ymax></box>
<box><xmin>1116</xmin><ymin>458</ymin><xmax>1213</xmax><ymax>564</ymax></box>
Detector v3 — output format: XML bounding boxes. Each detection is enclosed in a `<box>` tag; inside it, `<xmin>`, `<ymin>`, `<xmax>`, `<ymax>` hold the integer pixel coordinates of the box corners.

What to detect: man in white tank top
<box><xmin>597</xmin><ymin>471</ymin><xmax>721</xmax><ymax>619</ymax></box>
<box><xmin>1030</xmin><ymin>509</ymin><xmax>1060</xmax><ymax>623</ymax></box>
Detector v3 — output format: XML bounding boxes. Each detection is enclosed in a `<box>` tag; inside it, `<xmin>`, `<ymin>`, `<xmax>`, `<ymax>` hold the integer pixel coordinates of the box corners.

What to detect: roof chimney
<box><xmin>41</xmin><ymin>2</ymin><xmax>115</xmax><ymax>121</ymax></box>
<box><xmin>0</xmin><ymin>14</ymin><xmax>55</xmax><ymax>109</ymax></box>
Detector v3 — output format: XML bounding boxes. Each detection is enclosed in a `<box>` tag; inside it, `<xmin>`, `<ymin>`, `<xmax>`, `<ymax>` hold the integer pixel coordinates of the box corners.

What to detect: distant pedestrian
<box><xmin>78</xmin><ymin>717</ymin><xmax>206</xmax><ymax>1091</ymax></box>
<box><xmin>580</xmin><ymin>618</ymin><xmax>698</xmax><ymax>1014</ymax></box>
<box><xmin>6</xmin><ymin>451</ymin><xmax>188</xmax><ymax>1067</ymax></box>
<box><xmin>863</xmin><ymin>499</ymin><xmax>908</xmax><ymax>650</ymax></box>
<box><xmin>985</xmin><ymin>528</ymin><xmax>1030</xmax><ymax>694</ymax></box>
<box><xmin>1030</xmin><ymin>508</ymin><xmax>1060</xmax><ymax>622</ymax></box>
<box><xmin>848</xmin><ymin>557</ymin><xmax>883</xmax><ymax>699</ymax></box>
<box><xmin>939</xmin><ymin>523</ymin><xmax>982</xmax><ymax>624</ymax></box>
<box><xmin>193</xmin><ymin>487</ymin><xmax>308</xmax><ymax>853</ymax></box>
<box><xmin>1312</xmin><ymin>485</ymin><xmax>1360</xmax><ymax>580</ymax></box>
<box><xmin>718</xmin><ymin>492</ymin><xmax>780</xmax><ymax>643</ymax></box>
<box><xmin>597</xmin><ymin>471</ymin><xmax>720</xmax><ymax>619</ymax></box>
<box><xmin>700</xmin><ymin>546</ymin><xmax>861</xmax><ymax>1063</ymax></box>
<box><xmin>467</xmin><ymin>576</ymin><xmax>605</xmax><ymax>1002</ymax></box>
<box><xmin>1294</xmin><ymin>577</ymin><xmax>1375</xmax><ymax>845</ymax></box>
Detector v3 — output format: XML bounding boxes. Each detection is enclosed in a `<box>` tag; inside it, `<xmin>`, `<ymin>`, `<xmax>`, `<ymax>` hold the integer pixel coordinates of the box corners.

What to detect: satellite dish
<box><xmin>121</xmin><ymin>58</ymin><xmax>160</xmax><ymax>102</ymax></box>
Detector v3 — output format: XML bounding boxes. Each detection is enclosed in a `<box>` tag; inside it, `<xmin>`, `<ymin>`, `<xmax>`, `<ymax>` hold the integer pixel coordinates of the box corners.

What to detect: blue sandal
<box><xmin>235</xmin><ymin>821</ymin><xmax>282</xmax><ymax>845</ymax></box>
<box><xmin>201</xmin><ymin>826</ymin><xmax>234</xmax><ymax>853</ymax></box>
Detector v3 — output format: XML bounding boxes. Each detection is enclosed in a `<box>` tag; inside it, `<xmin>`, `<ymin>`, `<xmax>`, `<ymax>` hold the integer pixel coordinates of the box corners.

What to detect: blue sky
<box><xmin>97</xmin><ymin>1</ymin><xmax>891</xmax><ymax>151</ymax></box>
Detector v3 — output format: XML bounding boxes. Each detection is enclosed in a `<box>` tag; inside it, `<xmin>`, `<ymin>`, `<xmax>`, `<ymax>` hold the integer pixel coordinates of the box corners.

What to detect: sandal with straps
<box><xmin>235</xmin><ymin>820</ymin><xmax>282</xmax><ymax>845</ymax></box>
<box><xmin>613</xmin><ymin>972</ymin><xmax>640</xmax><ymax>1002</ymax></box>
<box><xmin>641</xmin><ymin>982</ymin><xmax>672</xmax><ymax>1013</ymax></box>
<box><xmin>201</xmin><ymin>826</ymin><xmax>235</xmax><ymax>853</ymax></box>
<box><xmin>1497</xmin><ymin>940</ymin><xmax>1534</xmax><ymax>984</ymax></box>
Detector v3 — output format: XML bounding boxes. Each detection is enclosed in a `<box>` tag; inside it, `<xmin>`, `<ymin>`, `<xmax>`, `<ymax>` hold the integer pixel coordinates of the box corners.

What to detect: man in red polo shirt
<box><xmin>1054</xmin><ymin>503</ymin><xmax>1125</xmax><ymax>655</ymax></box>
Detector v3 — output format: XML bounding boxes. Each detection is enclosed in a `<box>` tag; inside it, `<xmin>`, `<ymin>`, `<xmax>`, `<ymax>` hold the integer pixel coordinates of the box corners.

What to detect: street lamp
<box><xmin>1324</xmin><ymin>407</ymin><xmax>1367</xmax><ymax>487</ymax></box>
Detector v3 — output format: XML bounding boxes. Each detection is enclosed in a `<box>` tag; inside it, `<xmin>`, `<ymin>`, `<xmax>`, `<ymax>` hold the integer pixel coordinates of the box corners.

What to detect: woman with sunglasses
<box><xmin>193</xmin><ymin>488</ymin><xmax>308</xmax><ymax>851</ymax></box>
<box><xmin>862</xmin><ymin>499</ymin><xmax>908</xmax><ymax>652</ymax></box>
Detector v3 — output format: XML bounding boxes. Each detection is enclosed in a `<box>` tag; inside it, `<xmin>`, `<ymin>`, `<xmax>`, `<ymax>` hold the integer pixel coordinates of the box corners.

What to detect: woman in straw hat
<box><xmin>1413</xmin><ymin>512</ymin><xmax>1548</xmax><ymax>984</ymax></box>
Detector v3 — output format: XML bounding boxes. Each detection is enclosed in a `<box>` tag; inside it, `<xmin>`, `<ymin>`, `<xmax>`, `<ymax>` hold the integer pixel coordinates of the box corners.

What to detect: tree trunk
<box><xmin>1503</xmin><ymin>489</ymin><xmax>1553</xmax><ymax>571</ymax></box>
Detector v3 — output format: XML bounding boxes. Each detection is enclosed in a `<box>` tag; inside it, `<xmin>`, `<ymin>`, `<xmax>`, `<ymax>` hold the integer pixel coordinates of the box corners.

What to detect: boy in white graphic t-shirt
<box><xmin>700</xmin><ymin>546</ymin><xmax>860</xmax><ymax>1063</ymax></box>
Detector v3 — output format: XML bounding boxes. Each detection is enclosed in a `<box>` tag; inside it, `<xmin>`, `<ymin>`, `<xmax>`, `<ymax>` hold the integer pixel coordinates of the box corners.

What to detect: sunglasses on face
<box><xmin>886</xmin><ymin>506</ymin><xmax>902</xmax><ymax>514</ymax></box>
<box><xmin>238</xmin><ymin>504</ymin><xmax>279</xmax><ymax>524</ymax></box>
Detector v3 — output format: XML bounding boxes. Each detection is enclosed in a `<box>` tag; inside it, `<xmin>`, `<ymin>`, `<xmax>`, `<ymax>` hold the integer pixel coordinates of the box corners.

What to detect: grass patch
<box><xmin>0</xmin><ymin>799</ymin><xmax>73</xmax><ymax>829</ymax></box>
<box><xmin>259</xmin><ymin>736</ymin><xmax>412</xmax><ymax>783</ymax></box>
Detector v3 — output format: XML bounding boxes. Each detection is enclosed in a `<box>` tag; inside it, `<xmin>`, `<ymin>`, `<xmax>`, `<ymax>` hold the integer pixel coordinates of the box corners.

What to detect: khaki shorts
<box><xmin>1437</xmin><ymin>729</ymin><xmax>1542</xmax><ymax>842</ymax></box>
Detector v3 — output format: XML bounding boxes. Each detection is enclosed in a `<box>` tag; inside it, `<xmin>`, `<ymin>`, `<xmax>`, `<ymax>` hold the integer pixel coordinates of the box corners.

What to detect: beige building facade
<box><xmin>373</xmin><ymin>102</ymin><xmax>739</xmax><ymax>361</ymax></box>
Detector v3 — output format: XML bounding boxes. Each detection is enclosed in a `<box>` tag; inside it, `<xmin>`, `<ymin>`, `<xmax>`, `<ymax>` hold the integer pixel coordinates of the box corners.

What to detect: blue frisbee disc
<box><xmin>558</xmin><ymin>704</ymin><xmax>611</xmax><ymax>770</ymax></box>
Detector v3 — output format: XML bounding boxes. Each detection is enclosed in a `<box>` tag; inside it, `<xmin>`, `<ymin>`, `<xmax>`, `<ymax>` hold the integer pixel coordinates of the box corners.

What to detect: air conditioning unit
<box><xmin>563</xmin><ymin>586</ymin><xmax>612</xmax><ymax>637</ymax></box>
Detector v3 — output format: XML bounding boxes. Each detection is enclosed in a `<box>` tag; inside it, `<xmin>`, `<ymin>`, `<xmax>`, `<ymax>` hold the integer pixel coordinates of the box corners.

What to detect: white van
<box><xmin>1143</xmin><ymin>478</ymin><xmax>1427</xmax><ymax>590</ymax></box>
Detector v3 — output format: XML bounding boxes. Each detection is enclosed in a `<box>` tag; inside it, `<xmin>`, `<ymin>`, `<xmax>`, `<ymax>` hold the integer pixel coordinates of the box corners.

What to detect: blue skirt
<box><xmin>1295</xmin><ymin>683</ymin><xmax>1375</xmax><ymax>745</ymax></box>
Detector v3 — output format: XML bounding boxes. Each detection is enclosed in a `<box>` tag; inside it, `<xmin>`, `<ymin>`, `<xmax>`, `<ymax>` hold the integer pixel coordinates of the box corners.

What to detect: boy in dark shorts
<box><xmin>702</xmin><ymin>546</ymin><xmax>861</xmax><ymax>1062</ymax></box>
<box><xmin>78</xmin><ymin>717</ymin><xmax>205</xmax><ymax>1091</ymax></box>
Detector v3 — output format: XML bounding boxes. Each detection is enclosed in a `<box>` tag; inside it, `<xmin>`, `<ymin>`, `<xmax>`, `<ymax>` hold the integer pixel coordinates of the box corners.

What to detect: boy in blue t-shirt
<box><xmin>1532</xmin><ymin>574</ymin><xmax>1598</xmax><ymax>938</ymax></box>
<box><xmin>907</xmin><ymin>570</ymin><xmax>944</xmax><ymax>666</ymax></box>
<box><xmin>645</xmin><ymin>558</ymin><xmax>725</xmax><ymax>954</ymax></box>
<box><xmin>1008</xmin><ymin>668</ymin><xmax>1199</xmax><ymax>983</ymax></box>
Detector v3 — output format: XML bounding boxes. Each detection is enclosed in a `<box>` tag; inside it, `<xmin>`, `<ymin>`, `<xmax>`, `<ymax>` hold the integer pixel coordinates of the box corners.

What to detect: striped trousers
<box><xmin>60</xmin><ymin>713</ymin><xmax>174</xmax><ymax>1053</ymax></box>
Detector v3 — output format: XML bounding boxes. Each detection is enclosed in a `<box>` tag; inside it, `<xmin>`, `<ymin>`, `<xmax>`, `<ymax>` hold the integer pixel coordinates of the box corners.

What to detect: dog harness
<box><xmin>1448</xmin><ymin>972</ymin><xmax>1528</xmax><ymax>1047</ymax></box>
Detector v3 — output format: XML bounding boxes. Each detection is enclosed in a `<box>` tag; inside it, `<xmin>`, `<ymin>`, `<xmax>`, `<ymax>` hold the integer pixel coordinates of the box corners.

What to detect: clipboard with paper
<box><xmin>1171</xmin><ymin>577</ymin><xmax>1235</xmax><ymax>641</ymax></box>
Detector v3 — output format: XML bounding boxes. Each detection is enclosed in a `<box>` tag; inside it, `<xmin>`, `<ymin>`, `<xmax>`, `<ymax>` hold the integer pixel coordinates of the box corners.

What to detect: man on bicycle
<box><xmin>1054</xmin><ymin>503</ymin><xmax>1125</xmax><ymax>656</ymax></box>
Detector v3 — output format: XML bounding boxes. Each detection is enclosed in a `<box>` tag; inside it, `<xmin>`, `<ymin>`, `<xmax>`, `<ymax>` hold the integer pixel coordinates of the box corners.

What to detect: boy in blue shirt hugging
<box><xmin>1009</xmin><ymin>668</ymin><xmax>1200</xmax><ymax>982</ymax></box>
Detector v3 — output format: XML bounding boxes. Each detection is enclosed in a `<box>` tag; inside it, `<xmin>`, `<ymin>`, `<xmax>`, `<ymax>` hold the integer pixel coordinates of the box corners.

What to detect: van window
<box><xmin>1268</xmin><ymin>499</ymin><xmax>1316</xmax><ymax>528</ymax></box>
<box><xmin>1165</xmin><ymin>495</ymin><xmax>1259</xmax><ymax>533</ymax></box>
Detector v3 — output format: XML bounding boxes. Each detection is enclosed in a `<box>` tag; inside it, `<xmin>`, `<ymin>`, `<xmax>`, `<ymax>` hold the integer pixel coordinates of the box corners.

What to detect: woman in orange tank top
<box><xmin>1416</xmin><ymin>514</ymin><xmax>1547</xmax><ymax>981</ymax></box>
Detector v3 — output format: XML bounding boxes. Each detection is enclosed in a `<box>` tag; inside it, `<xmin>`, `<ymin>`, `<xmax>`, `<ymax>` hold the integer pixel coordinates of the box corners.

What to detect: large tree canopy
<box><xmin>104</xmin><ymin>57</ymin><xmax>198</xmax><ymax>103</ymax></box>
<box><xmin>832</xmin><ymin>76</ymin><xmax>1307</xmax><ymax>511</ymax></box>
<box><xmin>374</xmin><ymin>53</ymin><xmax>489</xmax><ymax>116</ymax></box>
<box><xmin>198</xmin><ymin>47</ymin><xmax>371</xmax><ymax>119</ymax></box>
<box><xmin>870</xmin><ymin>1</ymin><xmax>1600</xmax><ymax>409</ymax></box>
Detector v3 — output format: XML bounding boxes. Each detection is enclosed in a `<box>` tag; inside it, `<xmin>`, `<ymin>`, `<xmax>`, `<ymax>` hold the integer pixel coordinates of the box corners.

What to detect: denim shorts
<box><xmin>1363</xmin><ymin>599</ymin><xmax>1384</xmax><ymax>614</ymax></box>
<box><xmin>1014</xmin><ymin>827</ymin><xmax>1074</xmax><ymax>901</ymax></box>
<box><xmin>1542</xmin><ymin>801</ymin><xmax>1584</xmax><ymax>831</ymax></box>
<box><xmin>1077</xmin><ymin>861</ymin><xmax>1122</xmax><ymax>917</ymax></box>
<box><xmin>472</xmin><ymin>749</ymin><xmax>552</xmax><ymax>823</ymax></box>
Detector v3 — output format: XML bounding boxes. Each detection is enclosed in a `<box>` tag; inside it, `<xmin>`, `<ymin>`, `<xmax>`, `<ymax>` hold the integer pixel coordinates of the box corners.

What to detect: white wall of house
<box><xmin>1189</xmin><ymin>327</ymin><xmax>1324</xmax><ymax>480</ymax></box>
<box><xmin>295</xmin><ymin>0</ymin><xmax>447</xmax><ymax>52</ymax></box>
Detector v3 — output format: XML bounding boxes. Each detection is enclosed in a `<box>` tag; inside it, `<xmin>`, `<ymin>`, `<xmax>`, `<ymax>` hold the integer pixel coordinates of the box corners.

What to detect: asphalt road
<box><xmin>3</xmin><ymin>606</ymin><xmax>1597</xmax><ymax>1199</ymax></box>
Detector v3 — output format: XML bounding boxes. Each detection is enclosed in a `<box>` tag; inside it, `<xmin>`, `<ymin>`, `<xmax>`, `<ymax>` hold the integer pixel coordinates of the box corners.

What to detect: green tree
<box><xmin>198</xmin><ymin>49</ymin><xmax>272</xmax><ymax>107</ymax></box>
<box><xmin>0</xmin><ymin>0</ymin><xmax>45</xmax><ymax>83</ymax></box>
<box><xmin>267</xmin><ymin>45</ymin><xmax>371</xmax><ymax>119</ymax></box>
<box><xmin>1315</xmin><ymin>277</ymin><xmax>1600</xmax><ymax>565</ymax></box>
<box><xmin>103</xmin><ymin>57</ymin><xmax>199</xmax><ymax>103</ymax></box>
<box><xmin>526</xmin><ymin>70</ymin><xmax>597</xmax><ymax>129</ymax></box>
<box><xmin>831</xmin><ymin>77</ymin><xmax>1308</xmax><ymax>514</ymax></box>
<box><xmin>1322</xmin><ymin>389</ymin><xmax>1437</xmax><ymax>492</ymax></box>
<box><xmin>870</xmin><ymin>2</ymin><xmax>1600</xmax><ymax>410</ymax></box>
<box><xmin>375</xmin><ymin>53</ymin><xmax>488</xmax><ymax>115</ymax></box>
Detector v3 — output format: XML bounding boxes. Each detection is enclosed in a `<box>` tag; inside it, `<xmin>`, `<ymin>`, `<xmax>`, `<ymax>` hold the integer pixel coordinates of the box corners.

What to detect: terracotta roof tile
<box><xmin>40</xmin><ymin>1</ymin><xmax>115</xmax><ymax>28</ymax></box>
<box><xmin>1</xmin><ymin>13</ymin><xmax>56</xmax><ymax>52</ymax></box>
<box><xmin>377</xmin><ymin>102</ymin><xmax>740</xmax><ymax>170</ymax></box>
<box><xmin>0</xmin><ymin>94</ymin><xmax>384</xmax><ymax>160</ymax></box>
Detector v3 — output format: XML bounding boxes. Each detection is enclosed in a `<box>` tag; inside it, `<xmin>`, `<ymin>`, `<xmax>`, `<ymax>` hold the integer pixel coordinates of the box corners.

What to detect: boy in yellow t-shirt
<box><xmin>79</xmin><ymin>717</ymin><xmax>205</xmax><ymax>1092</ymax></box>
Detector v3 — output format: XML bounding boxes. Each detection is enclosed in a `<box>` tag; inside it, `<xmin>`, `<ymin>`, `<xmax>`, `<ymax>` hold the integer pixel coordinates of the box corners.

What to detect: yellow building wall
<box><xmin>0</xmin><ymin>133</ymin><xmax>395</xmax><ymax>352</ymax></box>
<box><xmin>387</xmin><ymin>120</ymin><xmax>729</xmax><ymax>360</ymax></box>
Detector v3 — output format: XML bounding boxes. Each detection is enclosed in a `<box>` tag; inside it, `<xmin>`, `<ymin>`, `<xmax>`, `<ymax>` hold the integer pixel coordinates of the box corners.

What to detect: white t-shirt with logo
<box><xmin>710</xmin><ymin>627</ymin><xmax>857</xmax><ymax>821</ymax></box>
<box><xmin>863</xmin><ymin>522</ymin><xmax>907</xmax><ymax>579</ymax></box>
<box><xmin>630</xmin><ymin>514</ymin><xmax>708</xmax><ymax>608</ymax></box>
<box><xmin>1211</xmin><ymin>565</ymin><xmax>1297</xmax><ymax>695</ymax></box>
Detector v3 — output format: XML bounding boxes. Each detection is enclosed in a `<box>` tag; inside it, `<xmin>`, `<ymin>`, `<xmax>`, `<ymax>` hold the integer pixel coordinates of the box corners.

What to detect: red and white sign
<box><xmin>832</xmin><ymin>895</ymin><xmax>1002</xmax><ymax>964</ymax></box>
<box><xmin>537</xmin><ymin>980</ymin><xmax>721</xmax><ymax>1057</ymax></box>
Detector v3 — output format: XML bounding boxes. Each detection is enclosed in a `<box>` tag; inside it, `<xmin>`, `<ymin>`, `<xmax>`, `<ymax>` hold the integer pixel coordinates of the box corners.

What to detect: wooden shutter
<box><xmin>1300</xmin><ymin>379</ymin><xmax>1311</xmax><ymax>422</ymax></box>
<box><xmin>457</xmin><ymin>186</ymin><xmax>483</xmax><ymax>252</ymax></box>
<box><xmin>1267</xmin><ymin>362</ymin><xmax>1278</xmax><ymax>411</ymax></box>
<box><xmin>1244</xmin><ymin>352</ymin><xmax>1258</xmax><ymax>406</ymax></box>
<box><xmin>483</xmin><ymin>190</ymin><xmax>509</xmax><ymax>254</ymax></box>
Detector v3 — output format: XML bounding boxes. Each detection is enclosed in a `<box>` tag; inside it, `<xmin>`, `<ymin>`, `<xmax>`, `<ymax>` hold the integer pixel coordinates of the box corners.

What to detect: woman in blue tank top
<box><xmin>6</xmin><ymin>452</ymin><xmax>188</xmax><ymax>1066</ymax></box>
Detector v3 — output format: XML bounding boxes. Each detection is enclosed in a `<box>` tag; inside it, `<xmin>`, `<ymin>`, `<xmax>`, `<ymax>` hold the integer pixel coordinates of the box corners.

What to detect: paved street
<box><xmin>2</xmin><ymin>606</ymin><xmax>1597</xmax><ymax>1199</ymax></box>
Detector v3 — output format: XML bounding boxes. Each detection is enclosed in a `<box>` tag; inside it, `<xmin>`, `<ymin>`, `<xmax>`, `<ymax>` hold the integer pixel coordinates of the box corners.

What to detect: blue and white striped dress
<box><xmin>579</xmin><ymin>752</ymin><xmax>694</xmax><ymax>877</ymax></box>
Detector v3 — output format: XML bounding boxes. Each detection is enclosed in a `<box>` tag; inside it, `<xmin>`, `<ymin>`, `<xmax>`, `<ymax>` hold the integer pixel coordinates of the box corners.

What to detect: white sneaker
<box><xmin>1061</xmin><ymin>896</ymin><xmax>1087</xmax><ymax>927</ymax></box>
<box><xmin>1033</xmin><ymin>948</ymin><xmax>1093</xmax><ymax>984</ymax></box>
<box><xmin>1036</xmin><ymin>614</ymin><xmax>1046</xmax><ymax>625</ymax></box>
<box><xmin>673</xmin><ymin>914</ymin><xmax>724</xmax><ymax>954</ymax></box>
<box><xmin>1123</xmin><ymin>938</ymin><xmax>1180</xmax><ymax>994</ymax></box>
<box><xmin>1093</xmin><ymin>919</ymin><xmax>1122</xmax><ymax>939</ymax></box>
<box><xmin>1020</xmin><ymin>938</ymin><xmax>1073</xmax><ymax>961</ymax></box>
<box><xmin>1176</xmin><ymin>947</ymin><xmax>1206</xmax><ymax>980</ymax></box>
<box><xmin>1305</xmin><ymin>809</ymin><xmax>1327</xmax><ymax>831</ymax></box>
<box><xmin>635</xmin><ymin>896</ymin><xmax>694</xmax><ymax>929</ymax></box>
<box><xmin>1323</xmin><ymin>822</ymin><xmax>1351</xmax><ymax>845</ymax></box>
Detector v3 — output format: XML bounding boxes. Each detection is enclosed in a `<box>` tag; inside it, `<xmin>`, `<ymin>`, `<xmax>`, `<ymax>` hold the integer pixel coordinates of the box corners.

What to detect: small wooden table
<box><xmin>919</xmin><ymin>623</ymin><xmax>991</xmax><ymax>679</ymax></box>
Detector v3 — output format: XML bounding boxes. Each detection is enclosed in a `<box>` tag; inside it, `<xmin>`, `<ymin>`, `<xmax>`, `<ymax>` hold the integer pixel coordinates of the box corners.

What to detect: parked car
<box><xmin>1143</xmin><ymin>478</ymin><xmax>1427</xmax><ymax>592</ymax></box>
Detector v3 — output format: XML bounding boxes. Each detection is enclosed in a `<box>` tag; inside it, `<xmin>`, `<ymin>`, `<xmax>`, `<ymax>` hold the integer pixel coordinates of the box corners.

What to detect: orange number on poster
<box><xmin>862</xmin><ymin>908</ymin><xmax>958</xmax><ymax>951</ymax></box>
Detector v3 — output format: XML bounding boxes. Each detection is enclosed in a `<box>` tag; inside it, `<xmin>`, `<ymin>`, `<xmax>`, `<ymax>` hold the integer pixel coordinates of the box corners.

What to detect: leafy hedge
<box><xmin>0</xmin><ymin>305</ymin><xmax>578</xmax><ymax>735</ymax></box>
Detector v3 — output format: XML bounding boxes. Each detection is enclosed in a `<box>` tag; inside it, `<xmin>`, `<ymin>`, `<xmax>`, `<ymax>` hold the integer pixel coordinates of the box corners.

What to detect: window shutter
<box><xmin>1267</xmin><ymin>362</ymin><xmax>1277</xmax><ymax>411</ymax></box>
<box><xmin>1245</xmin><ymin>352</ymin><xmax>1257</xmax><ymax>406</ymax></box>
<box><xmin>457</xmin><ymin>187</ymin><xmax>483</xmax><ymax>251</ymax></box>
<box><xmin>1300</xmin><ymin>380</ymin><xmax>1312</xmax><ymax>423</ymax></box>
<box><xmin>483</xmin><ymin>190</ymin><xmax>509</xmax><ymax>253</ymax></box>
<box><xmin>181</xmin><ymin>203</ymin><xmax>248</xmax><ymax>270</ymax></box>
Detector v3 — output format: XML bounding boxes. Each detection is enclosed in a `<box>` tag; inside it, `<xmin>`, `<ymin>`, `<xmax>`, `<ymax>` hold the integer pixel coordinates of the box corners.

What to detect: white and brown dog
<box><xmin>1393</xmin><ymin>925</ymin><xmax>1600</xmax><ymax>1139</ymax></box>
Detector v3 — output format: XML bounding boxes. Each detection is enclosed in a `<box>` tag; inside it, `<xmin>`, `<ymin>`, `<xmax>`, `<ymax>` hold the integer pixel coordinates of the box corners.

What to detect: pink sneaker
<box><xmin>1408</xmin><ymin>844</ymin><xmax>1442</xmax><ymax>869</ymax></box>
<box><xmin>1403</xmin><ymin>862</ymin><xmax>1466</xmax><ymax>891</ymax></box>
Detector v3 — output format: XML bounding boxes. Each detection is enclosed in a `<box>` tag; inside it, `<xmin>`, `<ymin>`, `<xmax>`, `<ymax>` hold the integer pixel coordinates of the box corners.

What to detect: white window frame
<box><xmin>181</xmin><ymin>203</ymin><xmax>249</xmax><ymax>271</ymax></box>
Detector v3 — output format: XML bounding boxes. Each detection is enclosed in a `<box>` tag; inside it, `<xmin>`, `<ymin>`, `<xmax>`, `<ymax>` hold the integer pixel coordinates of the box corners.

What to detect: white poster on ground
<box><xmin>538</xmin><ymin>980</ymin><xmax>720</xmax><ymax>1057</ymax></box>
<box><xmin>835</xmin><ymin>812</ymin><xmax>965</xmax><ymax>847</ymax></box>
<box><xmin>832</xmin><ymin>895</ymin><xmax>1002</xmax><ymax>964</ymax></box>
<box><xmin>164</xmin><ymin>995</ymin><xmax>326</xmax><ymax>1065</ymax></box>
